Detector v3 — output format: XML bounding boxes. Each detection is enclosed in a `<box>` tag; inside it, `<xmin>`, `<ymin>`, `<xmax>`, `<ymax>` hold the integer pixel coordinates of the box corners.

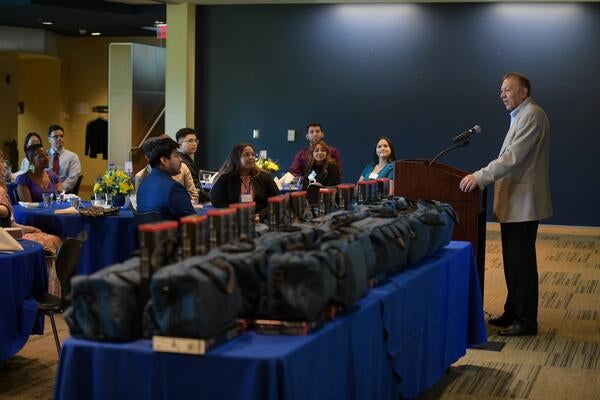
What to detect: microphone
<box><xmin>452</xmin><ymin>125</ymin><xmax>482</xmax><ymax>143</ymax></box>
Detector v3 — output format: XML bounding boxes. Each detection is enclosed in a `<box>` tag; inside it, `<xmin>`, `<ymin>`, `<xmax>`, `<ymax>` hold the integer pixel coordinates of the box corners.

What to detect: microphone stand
<box><xmin>428</xmin><ymin>138</ymin><xmax>470</xmax><ymax>167</ymax></box>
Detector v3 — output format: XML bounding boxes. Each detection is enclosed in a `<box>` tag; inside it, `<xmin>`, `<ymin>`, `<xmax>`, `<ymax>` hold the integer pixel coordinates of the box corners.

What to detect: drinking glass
<box><xmin>105</xmin><ymin>192</ymin><xmax>113</xmax><ymax>207</ymax></box>
<box><xmin>70</xmin><ymin>197</ymin><xmax>80</xmax><ymax>210</ymax></box>
<box><xmin>94</xmin><ymin>192</ymin><xmax>105</xmax><ymax>206</ymax></box>
<box><xmin>56</xmin><ymin>191</ymin><xmax>65</xmax><ymax>204</ymax></box>
<box><xmin>42</xmin><ymin>192</ymin><xmax>52</xmax><ymax>208</ymax></box>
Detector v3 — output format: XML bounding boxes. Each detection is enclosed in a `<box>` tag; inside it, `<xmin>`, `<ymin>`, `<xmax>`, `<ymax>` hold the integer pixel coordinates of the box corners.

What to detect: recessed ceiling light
<box><xmin>42</xmin><ymin>21</ymin><xmax>53</xmax><ymax>25</ymax></box>
<box><xmin>154</xmin><ymin>20</ymin><xmax>164</xmax><ymax>25</ymax></box>
<box><xmin>91</xmin><ymin>32</ymin><xmax>101</xmax><ymax>36</ymax></box>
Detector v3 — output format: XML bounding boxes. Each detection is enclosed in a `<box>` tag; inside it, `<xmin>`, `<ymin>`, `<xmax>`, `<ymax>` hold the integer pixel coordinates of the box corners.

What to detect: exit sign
<box><xmin>157</xmin><ymin>24</ymin><xmax>167</xmax><ymax>39</ymax></box>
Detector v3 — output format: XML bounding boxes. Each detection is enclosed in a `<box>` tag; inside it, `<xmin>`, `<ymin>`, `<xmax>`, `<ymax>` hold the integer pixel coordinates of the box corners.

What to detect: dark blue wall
<box><xmin>195</xmin><ymin>3</ymin><xmax>600</xmax><ymax>226</ymax></box>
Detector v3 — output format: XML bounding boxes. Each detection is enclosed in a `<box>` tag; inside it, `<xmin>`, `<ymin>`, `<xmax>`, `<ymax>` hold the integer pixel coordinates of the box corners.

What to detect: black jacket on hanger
<box><xmin>85</xmin><ymin>118</ymin><xmax>108</xmax><ymax>159</ymax></box>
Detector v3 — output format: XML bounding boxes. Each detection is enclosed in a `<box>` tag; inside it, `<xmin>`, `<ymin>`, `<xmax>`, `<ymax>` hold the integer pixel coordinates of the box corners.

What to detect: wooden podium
<box><xmin>394</xmin><ymin>159</ymin><xmax>487</xmax><ymax>293</ymax></box>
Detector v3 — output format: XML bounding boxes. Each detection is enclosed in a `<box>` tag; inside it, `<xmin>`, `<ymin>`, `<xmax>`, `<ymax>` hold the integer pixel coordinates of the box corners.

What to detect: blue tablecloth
<box><xmin>13</xmin><ymin>204</ymin><xmax>212</xmax><ymax>275</ymax></box>
<box><xmin>53</xmin><ymin>241</ymin><xmax>486</xmax><ymax>400</ymax></box>
<box><xmin>0</xmin><ymin>240</ymin><xmax>48</xmax><ymax>361</ymax></box>
<box><xmin>13</xmin><ymin>204</ymin><xmax>140</xmax><ymax>275</ymax></box>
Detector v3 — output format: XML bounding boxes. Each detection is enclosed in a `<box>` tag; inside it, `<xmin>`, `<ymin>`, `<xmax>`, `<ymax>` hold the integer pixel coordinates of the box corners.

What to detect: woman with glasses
<box><xmin>210</xmin><ymin>143</ymin><xmax>280</xmax><ymax>221</ymax></box>
<box><xmin>15</xmin><ymin>143</ymin><xmax>63</xmax><ymax>203</ymax></box>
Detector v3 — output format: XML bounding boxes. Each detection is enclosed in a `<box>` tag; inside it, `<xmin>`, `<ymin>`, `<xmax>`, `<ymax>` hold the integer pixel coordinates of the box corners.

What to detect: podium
<box><xmin>394</xmin><ymin>159</ymin><xmax>487</xmax><ymax>293</ymax></box>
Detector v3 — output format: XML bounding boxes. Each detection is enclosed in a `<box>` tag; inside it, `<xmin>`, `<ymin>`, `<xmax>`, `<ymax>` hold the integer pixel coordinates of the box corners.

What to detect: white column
<box><xmin>165</xmin><ymin>3</ymin><xmax>196</xmax><ymax>138</ymax></box>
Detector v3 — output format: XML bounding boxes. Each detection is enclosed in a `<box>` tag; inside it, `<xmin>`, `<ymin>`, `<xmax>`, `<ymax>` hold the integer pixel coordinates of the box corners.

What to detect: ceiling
<box><xmin>0</xmin><ymin>0</ymin><xmax>166</xmax><ymax>37</ymax></box>
<box><xmin>0</xmin><ymin>0</ymin><xmax>596</xmax><ymax>37</ymax></box>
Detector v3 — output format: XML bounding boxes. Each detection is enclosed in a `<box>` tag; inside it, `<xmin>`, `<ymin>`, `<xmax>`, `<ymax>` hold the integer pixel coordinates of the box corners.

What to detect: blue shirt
<box><xmin>360</xmin><ymin>162</ymin><xmax>394</xmax><ymax>180</ymax></box>
<box><xmin>137</xmin><ymin>167</ymin><xmax>195</xmax><ymax>220</ymax></box>
<box><xmin>510</xmin><ymin>97</ymin><xmax>532</xmax><ymax>127</ymax></box>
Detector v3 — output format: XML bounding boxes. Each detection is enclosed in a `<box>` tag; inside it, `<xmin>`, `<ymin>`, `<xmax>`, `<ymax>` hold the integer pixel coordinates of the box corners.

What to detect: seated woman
<box><xmin>210</xmin><ymin>143</ymin><xmax>280</xmax><ymax>221</ymax></box>
<box><xmin>16</xmin><ymin>143</ymin><xmax>63</xmax><ymax>203</ymax></box>
<box><xmin>0</xmin><ymin>150</ymin><xmax>62</xmax><ymax>296</ymax></box>
<box><xmin>302</xmin><ymin>140</ymin><xmax>341</xmax><ymax>190</ymax></box>
<box><xmin>359</xmin><ymin>136</ymin><xmax>396</xmax><ymax>181</ymax></box>
<box><xmin>13</xmin><ymin>132</ymin><xmax>42</xmax><ymax>180</ymax></box>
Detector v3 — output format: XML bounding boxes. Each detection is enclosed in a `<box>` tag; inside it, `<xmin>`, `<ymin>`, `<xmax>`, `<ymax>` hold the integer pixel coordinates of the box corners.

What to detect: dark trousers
<box><xmin>500</xmin><ymin>221</ymin><xmax>539</xmax><ymax>329</ymax></box>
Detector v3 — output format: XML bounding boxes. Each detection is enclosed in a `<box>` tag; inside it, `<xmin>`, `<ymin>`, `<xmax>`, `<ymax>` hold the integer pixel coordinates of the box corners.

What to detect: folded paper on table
<box><xmin>273</xmin><ymin>176</ymin><xmax>283</xmax><ymax>191</ymax></box>
<box><xmin>0</xmin><ymin>228</ymin><xmax>24</xmax><ymax>251</ymax></box>
<box><xmin>64</xmin><ymin>194</ymin><xmax>80</xmax><ymax>201</ymax></box>
<box><xmin>280</xmin><ymin>172</ymin><xmax>295</xmax><ymax>184</ymax></box>
<box><xmin>18</xmin><ymin>201</ymin><xmax>39</xmax><ymax>208</ymax></box>
<box><xmin>54</xmin><ymin>207</ymin><xmax>79</xmax><ymax>215</ymax></box>
<box><xmin>4</xmin><ymin>227</ymin><xmax>23</xmax><ymax>240</ymax></box>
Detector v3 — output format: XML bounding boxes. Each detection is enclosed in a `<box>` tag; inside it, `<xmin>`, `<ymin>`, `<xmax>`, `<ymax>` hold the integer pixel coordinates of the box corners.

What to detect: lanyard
<box><xmin>241</xmin><ymin>176</ymin><xmax>253</xmax><ymax>195</ymax></box>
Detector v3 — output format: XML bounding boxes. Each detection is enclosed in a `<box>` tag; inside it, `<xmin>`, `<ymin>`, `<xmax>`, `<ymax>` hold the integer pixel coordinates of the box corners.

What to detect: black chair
<box><xmin>12</xmin><ymin>186</ymin><xmax>20</xmax><ymax>203</ymax></box>
<box><xmin>67</xmin><ymin>175</ymin><xmax>83</xmax><ymax>195</ymax></box>
<box><xmin>0</xmin><ymin>209</ymin><xmax>10</xmax><ymax>228</ymax></box>
<box><xmin>132</xmin><ymin>209</ymin><xmax>163</xmax><ymax>226</ymax></box>
<box><xmin>306</xmin><ymin>183</ymin><xmax>322</xmax><ymax>207</ymax></box>
<box><xmin>35</xmin><ymin>230</ymin><xmax>87</xmax><ymax>357</ymax></box>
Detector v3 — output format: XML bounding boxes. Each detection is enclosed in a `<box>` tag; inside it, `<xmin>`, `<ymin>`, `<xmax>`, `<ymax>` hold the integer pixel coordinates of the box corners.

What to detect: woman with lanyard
<box><xmin>210</xmin><ymin>143</ymin><xmax>280</xmax><ymax>221</ymax></box>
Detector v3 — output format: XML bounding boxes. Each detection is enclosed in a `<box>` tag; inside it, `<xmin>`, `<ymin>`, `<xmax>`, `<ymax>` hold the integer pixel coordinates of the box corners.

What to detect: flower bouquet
<box><xmin>93</xmin><ymin>168</ymin><xmax>134</xmax><ymax>207</ymax></box>
<box><xmin>256</xmin><ymin>156</ymin><xmax>280</xmax><ymax>174</ymax></box>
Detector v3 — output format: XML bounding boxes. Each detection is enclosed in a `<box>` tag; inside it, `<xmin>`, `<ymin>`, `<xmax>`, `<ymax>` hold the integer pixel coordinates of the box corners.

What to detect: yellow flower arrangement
<box><xmin>93</xmin><ymin>168</ymin><xmax>134</xmax><ymax>195</ymax></box>
<box><xmin>256</xmin><ymin>156</ymin><xmax>280</xmax><ymax>173</ymax></box>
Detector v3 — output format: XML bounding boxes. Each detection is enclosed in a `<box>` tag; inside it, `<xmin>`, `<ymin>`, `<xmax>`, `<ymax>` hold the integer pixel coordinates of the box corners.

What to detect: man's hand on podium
<box><xmin>459</xmin><ymin>174</ymin><xmax>479</xmax><ymax>193</ymax></box>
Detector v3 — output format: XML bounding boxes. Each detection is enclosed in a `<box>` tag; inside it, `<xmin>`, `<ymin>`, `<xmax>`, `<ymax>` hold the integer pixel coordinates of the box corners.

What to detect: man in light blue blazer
<box><xmin>460</xmin><ymin>72</ymin><xmax>552</xmax><ymax>337</ymax></box>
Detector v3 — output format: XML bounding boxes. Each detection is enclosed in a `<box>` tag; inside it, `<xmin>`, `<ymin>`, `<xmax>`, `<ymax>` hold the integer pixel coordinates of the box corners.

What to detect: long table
<box><xmin>53</xmin><ymin>241</ymin><xmax>486</xmax><ymax>400</ymax></box>
<box><xmin>0</xmin><ymin>240</ymin><xmax>48</xmax><ymax>361</ymax></box>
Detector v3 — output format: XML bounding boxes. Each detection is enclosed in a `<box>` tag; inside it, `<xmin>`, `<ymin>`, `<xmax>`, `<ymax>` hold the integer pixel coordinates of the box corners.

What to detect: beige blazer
<box><xmin>473</xmin><ymin>98</ymin><xmax>552</xmax><ymax>223</ymax></box>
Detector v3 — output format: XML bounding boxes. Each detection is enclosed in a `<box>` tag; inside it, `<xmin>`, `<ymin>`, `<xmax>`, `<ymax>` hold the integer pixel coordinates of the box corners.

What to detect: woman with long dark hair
<box><xmin>302</xmin><ymin>140</ymin><xmax>341</xmax><ymax>190</ymax></box>
<box><xmin>210</xmin><ymin>143</ymin><xmax>279</xmax><ymax>221</ymax></box>
<box><xmin>359</xmin><ymin>136</ymin><xmax>396</xmax><ymax>181</ymax></box>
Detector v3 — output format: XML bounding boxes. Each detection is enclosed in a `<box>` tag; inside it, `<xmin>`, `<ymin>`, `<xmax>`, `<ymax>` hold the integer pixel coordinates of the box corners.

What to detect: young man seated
<box><xmin>136</xmin><ymin>137</ymin><xmax>195</xmax><ymax>221</ymax></box>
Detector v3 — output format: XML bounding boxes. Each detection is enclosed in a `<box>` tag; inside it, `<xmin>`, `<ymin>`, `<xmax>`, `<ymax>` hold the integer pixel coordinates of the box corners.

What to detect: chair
<box><xmin>67</xmin><ymin>174</ymin><xmax>83</xmax><ymax>195</ymax></box>
<box><xmin>12</xmin><ymin>186</ymin><xmax>20</xmax><ymax>203</ymax></box>
<box><xmin>132</xmin><ymin>209</ymin><xmax>163</xmax><ymax>226</ymax></box>
<box><xmin>306</xmin><ymin>183</ymin><xmax>322</xmax><ymax>207</ymax></box>
<box><xmin>198</xmin><ymin>169</ymin><xmax>218</xmax><ymax>182</ymax></box>
<box><xmin>35</xmin><ymin>230</ymin><xmax>87</xmax><ymax>357</ymax></box>
<box><xmin>0</xmin><ymin>207</ymin><xmax>10</xmax><ymax>228</ymax></box>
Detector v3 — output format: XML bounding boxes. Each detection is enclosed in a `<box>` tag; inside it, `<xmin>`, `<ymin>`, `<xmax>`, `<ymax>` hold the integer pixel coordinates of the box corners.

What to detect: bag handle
<box><xmin>219</xmin><ymin>237</ymin><xmax>256</xmax><ymax>253</ymax></box>
<box><xmin>193</xmin><ymin>258</ymin><xmax>237</xmax><ymax>294</ymax></box>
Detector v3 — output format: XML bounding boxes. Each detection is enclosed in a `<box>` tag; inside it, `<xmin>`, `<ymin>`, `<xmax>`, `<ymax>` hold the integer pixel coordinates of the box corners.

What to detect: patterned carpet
<box><xmin>423</xmin><ymin>224</ymin><xmax>600</xmax><ymax>400</ymax></box>
<box><xmin>1</xmin><ymin>224</ymin><xmax>598</xmax><ymax>400</ymax></box>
